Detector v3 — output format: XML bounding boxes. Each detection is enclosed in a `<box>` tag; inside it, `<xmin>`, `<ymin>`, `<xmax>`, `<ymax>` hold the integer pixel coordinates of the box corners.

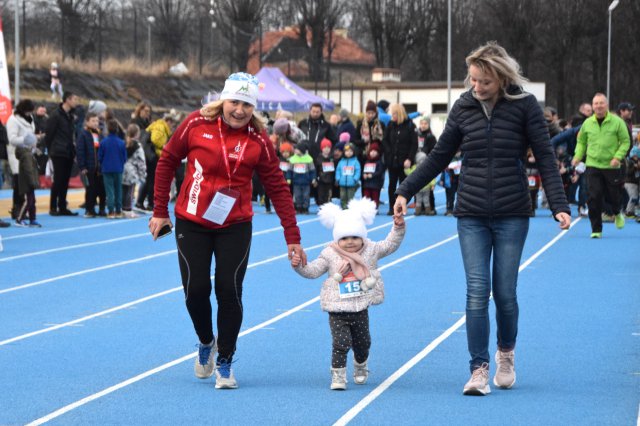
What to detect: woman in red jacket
<box><xmin>149</xmin><ymin>72</ymin><xmax>307</xmax><ymax>390</ymax></box>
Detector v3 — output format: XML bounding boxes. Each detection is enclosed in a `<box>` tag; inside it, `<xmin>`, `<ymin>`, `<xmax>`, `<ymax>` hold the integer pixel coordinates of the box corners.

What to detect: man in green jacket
<box><xmin>572</xmin><ymin>93</ymin><xmax>630</xmax><ymax>238</ymax></box>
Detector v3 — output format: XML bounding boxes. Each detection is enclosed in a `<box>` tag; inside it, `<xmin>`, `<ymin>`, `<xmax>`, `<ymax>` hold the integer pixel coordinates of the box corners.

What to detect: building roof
<box><xmin>247</xmin><ymin>27</ymin><xmax>375</xmax><ymax>76</ymax></box>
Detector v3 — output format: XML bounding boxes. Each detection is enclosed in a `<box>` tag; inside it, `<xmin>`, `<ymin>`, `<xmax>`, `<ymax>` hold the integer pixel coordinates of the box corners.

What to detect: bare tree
<box><xmin>292</xmin><ymin>0</ymin><xmax>344</xmax><ymax>82</ymax></box>
<box><xmin>147</xmin><ymin>0</ymin><xmax>195</xmax><ymax>59</ymax></box>
<box><xmin>211</xmin><ymin>0</ymin><xmax>265</xmax><ymax>72</ymax></box>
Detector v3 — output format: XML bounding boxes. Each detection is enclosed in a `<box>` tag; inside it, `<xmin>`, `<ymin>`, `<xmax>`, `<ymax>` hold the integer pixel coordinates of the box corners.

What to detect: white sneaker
<box><xmin>463</xmin><ymin>362</ymin><xmax>491</xmax><ymax>395</ymax></box>
<box><xmin>194</xmin><ymin>339</ymin><xmax>217</xmax><ymax>379</ymax></box>
<box><xmin>494</xmin><ymin>350</ymin><xmax>516</xmax><ymax>388</ymax></box>
<box><xmin>331</xmin><ymin>367</ymin><xmax>347</xmax><ymax>390</ymax></box>
<box><xmin>353</xmin><ymin>359</ymin><xmax>368</xmax><ymax>385</ymax></box>
<box><xmin>215</xmin><ymin>359</ymin><xmax>238</xmax><ymax>389</ymax></box>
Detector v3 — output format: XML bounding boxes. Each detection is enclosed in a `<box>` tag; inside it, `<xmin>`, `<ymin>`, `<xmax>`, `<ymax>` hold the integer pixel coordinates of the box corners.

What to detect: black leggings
<box><xmin>175</xmin><ymin>218</ymin><xmax>252</xmax><ymax>360</ymax></box>
<box><xmin>329</xmin><ymin>310</ymin><xmax>371</xmax><ymax>368</ymax></box>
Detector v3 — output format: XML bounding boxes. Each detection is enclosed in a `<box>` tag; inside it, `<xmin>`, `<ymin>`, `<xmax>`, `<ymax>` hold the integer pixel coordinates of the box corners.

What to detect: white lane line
<box><xmin>0</xmin><ymin>219</ymin><xmax>410</xmax><ymax>346</ymax></box>
<box><xmin>25</xmin><ymin>226</ymin><xmax>452</xmax><ymax>426</ymax></box>
<box><xmin>0</xmin><ymin>251</ymin><xmax>176</xmax><ymax>295</ymax></box>
<box><xmin>0</xmin><ymin>219</ymin><xmax>320</xmax><ymax>295</ymax></box>
<box><xmin>0</xmin><ymin>218</ymin><xmax>319</xmax><ymax>262</ymax></box>
<box><xmin>1</xmin><ymin>218</ymin><xmax>145</xmax><ymax>241</ymax></box>
<box><xmin>333</xmin><ymin>219</ymin><xmax>580</xmax><ymax>426</ymax></box>
<box><xmin>0</xmin><ymin>233</ymin><xmax>149</xmax><ymax>262</ymax></box>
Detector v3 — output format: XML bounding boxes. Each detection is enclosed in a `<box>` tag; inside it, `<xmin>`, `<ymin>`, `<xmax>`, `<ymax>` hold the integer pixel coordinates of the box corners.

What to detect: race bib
<box><xmin>342</xmin><ymin>165</ymin><xmax>355</xmax><ymax>176</ymax></box>
<box><xmin>203</xmin><ymin>188</ymin><xmax>239</xmax><ymax>225</ymax></box>
<box><xmin>528</xmin><ymin>176</ymin><xmax>537</xmax><ymax>188</ymax></box>
<box><xmin>293</xmin><ymin>163</ymin><xmax>308</xmax><ymax>174</ymax></box>
<box><xmin>418</xmin><ymin>136</ymin><xmax>425</xmax><ymax>150</ymax></box>
<box><xmin>363</xmin><ymin>163</ymin><xmax>376</xmax><ymax>173</ymax></box>
<box><xmin>322</xmin><ymin>162</ymin><xmax>335</xmax><ymax>172</ymax></box>
<box><xmin>338</xmin><ymin>272</ymin><xmax>364</xmax><ymax>299</ymax></box>
<box><xmin>279</xmin><ymin>161</ymin><xmax>291</xmax><ymax>172</ymax></box>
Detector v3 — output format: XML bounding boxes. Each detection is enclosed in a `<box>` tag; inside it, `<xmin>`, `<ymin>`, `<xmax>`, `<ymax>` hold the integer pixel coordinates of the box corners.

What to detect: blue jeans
<box><xmin>293</xmin><ymin>184</ymin><xmax>310</xmax><ymax>209</ymax></box>
<box><xmin>457</xmin><ymin>216</ymin><xmax>529</xmax><ymax>372</ymax></box>
<box><xmin>102</xmin><ymin>173</ymin><xmax>123</xmax><ymax>213</ymax></box>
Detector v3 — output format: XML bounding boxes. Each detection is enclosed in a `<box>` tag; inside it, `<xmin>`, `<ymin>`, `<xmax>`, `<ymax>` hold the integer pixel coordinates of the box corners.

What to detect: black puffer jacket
<box><xmin>382</xmin><ymin>119</ymin><xmax>418</xmax><ymax>169</ymax></box>
<box><xmin>397</xmin><ymin>88</ymin><xmax>570</xmax><ymax>218</ymax></box>
<box><xmin>44</xmin><ymin>104</ymin><xmax>76</xmax><ymax>159</ymax></box>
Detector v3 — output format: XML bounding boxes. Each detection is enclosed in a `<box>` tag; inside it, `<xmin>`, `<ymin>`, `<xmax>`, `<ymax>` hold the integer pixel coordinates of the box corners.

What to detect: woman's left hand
<box><xmin>555</xmin><ymin>212</ymin><xmax>571</xmax><ymax>230</ymax></box>
<box><xmin>288</xmin><ymin>244</ymin><xmax>307</xmax><ymax>266</ymax></box>
<box><xmin>403</xmin><ymin>159</ymin><xmax>411</xmax><ymax>169</ymax></box>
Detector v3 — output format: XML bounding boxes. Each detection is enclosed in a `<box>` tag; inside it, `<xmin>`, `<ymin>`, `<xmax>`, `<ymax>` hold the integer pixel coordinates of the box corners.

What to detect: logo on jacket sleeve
<box><xmin>187</xmin><ymin>159</ymin><xmax>204</xmax><ymax>215</ymax></box>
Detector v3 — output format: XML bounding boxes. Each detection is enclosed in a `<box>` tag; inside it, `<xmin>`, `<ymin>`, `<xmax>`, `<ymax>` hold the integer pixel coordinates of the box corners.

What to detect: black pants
<box><xmin>17</xmin><ymin>191</ymin><xmax>36</xmax><ymax>222</ymax></box>
<box><xmin>387</xmin><ymin>165</ymin><xmax>406</xmax><ymax>213</ymax></box>
<box><xmin>586</xmin><ymin>167</ymin><xmax>622</xmax><ymax>232</ymax></box>
<box><xmin>85</xmin><ymin>170</ymin><xmax>105</xmax><ymax>214</ymax></box>
<box><xmin>329</xmin><ymin>310</ymin><xmax>371</xmax><ymax>368</ymax></box>
<box><xmin>175</xmin><ymin>218</ymin><xmax>252</xmax><ymax>360</ymax></box>
<box><xmin>137</xmin><ymin>158</ymin><xmax>157</xmax><ymax>208</ymax></box>
<box><xmin>50</xmin><ymin>156</ymin><xmax>74</xmax><ymax>212</ymax></box>
<box><xmin>317</xmin><ymin>182</ymin><xmax>333</xmax><ymax>206</ymax></box>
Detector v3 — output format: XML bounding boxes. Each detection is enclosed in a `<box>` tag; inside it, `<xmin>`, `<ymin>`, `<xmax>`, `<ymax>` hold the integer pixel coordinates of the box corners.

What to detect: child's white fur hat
<box><xmin>318</xmin><ymin>198</ymin><xmax>377</xmax><ymax>242</ymax></box>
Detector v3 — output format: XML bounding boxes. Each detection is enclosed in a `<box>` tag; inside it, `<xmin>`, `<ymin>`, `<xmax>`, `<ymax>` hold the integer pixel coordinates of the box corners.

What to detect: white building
<box><xmin>302</xmin><ymin>80</ymin><xmax>546</xmax><ymax>137</ymax></box>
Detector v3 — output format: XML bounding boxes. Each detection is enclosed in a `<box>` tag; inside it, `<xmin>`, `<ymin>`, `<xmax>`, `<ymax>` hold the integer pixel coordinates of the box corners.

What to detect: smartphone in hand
<box><xmin>156</xmin><ymin>224</ymin><xmax>173</xmax><ymax>240</ymax></box>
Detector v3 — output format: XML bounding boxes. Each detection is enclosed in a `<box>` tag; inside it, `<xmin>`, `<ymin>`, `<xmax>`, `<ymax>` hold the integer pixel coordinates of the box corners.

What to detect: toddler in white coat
<box><xmin>291</xmin><ymin>198</ymin><xmax>405</xmax><ymax>390</ymax></box>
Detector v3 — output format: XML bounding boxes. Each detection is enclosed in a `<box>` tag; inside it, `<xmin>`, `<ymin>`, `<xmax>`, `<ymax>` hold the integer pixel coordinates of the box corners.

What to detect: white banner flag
<box><xmin>0</xmin><ymin>17</ymin><xmax>13</xmax><ymax>124</ymax></box>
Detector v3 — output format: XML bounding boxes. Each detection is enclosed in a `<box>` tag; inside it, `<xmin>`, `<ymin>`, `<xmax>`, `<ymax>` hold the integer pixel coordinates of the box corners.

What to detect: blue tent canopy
<box><xmin>255</xmin><ymin>67</ymin><xmax>334</xmax><ymax>112</ymax></box>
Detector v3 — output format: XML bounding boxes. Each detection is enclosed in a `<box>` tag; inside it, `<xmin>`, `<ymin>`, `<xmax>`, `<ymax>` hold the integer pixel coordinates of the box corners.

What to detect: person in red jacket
<box><xmin>149</xmin><ymin>72</ymin><xmax>307</xmax><ymax>390</ymax></box>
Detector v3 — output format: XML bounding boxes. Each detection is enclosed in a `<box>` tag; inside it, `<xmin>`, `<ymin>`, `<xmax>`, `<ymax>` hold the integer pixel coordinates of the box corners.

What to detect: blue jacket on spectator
<box><xmin>336</xmin><ymin>156</ymin><xmax>361</xmax><ymax>188</ymax></box>
<box><xmin>98</xmin><ymin>134</ymin><xmax>127</xmax><ymax>173</ymax></box>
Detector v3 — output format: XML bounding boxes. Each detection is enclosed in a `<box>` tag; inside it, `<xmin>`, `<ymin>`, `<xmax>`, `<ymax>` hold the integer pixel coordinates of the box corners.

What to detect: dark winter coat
<box><xmin>76</xmin><ymin>129</ymin><xmax>101</xmax><ymax>172</ymax></box>
<box><xmin>396</xmin><ymin>87</ymin><xmax>570</xmax><ymax>218</ymax></box>
<box><xmin>44</xmin><ymin>104</ymin><xmax>76</xmax><ymax>159</ymax></box>
<box><xmin>417</xmin><ymin>129</ymin><xmax>437</xmax><ymax>156</ymax></box>
<box><xmin>382</xmin><ymin>119</ymin><xmax>418</xmax><ymax>169</ymax></box>
<box><xmin>297</xmin><ymin>114</ymin><xmax>338</xmax><ymax>158</ymax></box>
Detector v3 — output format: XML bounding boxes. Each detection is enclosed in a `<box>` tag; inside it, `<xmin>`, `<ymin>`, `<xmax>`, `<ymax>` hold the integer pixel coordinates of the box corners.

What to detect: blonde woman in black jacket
<box><xmin>395</xmin><ymin>42</ymin><xmax>571</xmax><ymax>396</ymax></box>
<box><xmin>382</xmin><ymin>103</ymin><xmax>418</xmax><ymax>215</ymax></box>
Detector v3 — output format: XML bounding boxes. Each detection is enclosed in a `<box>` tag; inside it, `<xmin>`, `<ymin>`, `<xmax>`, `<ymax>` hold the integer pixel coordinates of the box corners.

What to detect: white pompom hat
<box><xmin>220</xmin><ymin>72</ymin><xmax>259</xmax><ymax>107</ymax></box>
<box><xmin>318</xmin><ymin>198</ymin><xmax>378</xmax><ymax>242</ymax></box>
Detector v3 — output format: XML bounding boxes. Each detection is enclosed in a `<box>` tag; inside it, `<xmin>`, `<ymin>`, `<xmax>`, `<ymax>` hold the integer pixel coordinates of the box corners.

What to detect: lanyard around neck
<box><xmin>217</xmin><ymin>116</ymin><xmax>250</xmax><ymax>186</ymax></box>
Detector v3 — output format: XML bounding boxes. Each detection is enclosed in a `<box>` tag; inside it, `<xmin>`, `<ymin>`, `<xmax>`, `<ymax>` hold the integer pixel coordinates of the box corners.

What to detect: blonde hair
<box><xmin>464</xmin><ymin>41</ymin><xmax>529</xmax><ymax>101</ymax></box>
<box><xmin>200</xmin><ymin>99</ymin><xmax>267</xmax><ymax>132</ymax></box>
<box><xmin>389</xmin><ymin>103</ymin><xmax>408</xmax><ymax>123</ymax></box>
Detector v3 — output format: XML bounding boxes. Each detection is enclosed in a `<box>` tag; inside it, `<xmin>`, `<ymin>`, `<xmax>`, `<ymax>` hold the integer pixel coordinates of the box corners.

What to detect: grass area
<box><xmin>7</xmin><ymin>44</ymin><xmax>224</xmax><ymax>78</ymax></box>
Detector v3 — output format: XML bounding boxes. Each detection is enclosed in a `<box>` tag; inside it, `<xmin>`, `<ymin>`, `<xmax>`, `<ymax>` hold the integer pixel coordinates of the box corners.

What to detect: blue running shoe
<box><xmin>194</xmin><ymin>338</ymin><xmax>217</xmax><ymax>379</ymax></box>
<box><xmin>28</xmin><ymin>220</ymin><xmax>42</xmax><ymax>228</ymax></box>
<box><xmin>215</xmin><ymin>358</ymin><xmax>238</xmax><ymax>389</ymax></box>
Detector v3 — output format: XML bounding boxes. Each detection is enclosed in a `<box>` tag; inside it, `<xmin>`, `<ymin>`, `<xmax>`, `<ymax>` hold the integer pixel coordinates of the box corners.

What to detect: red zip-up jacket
<box><xmin>154</xmin><ymin>110</ymin><xmax>300</xmax><ymax>244</ymax></box>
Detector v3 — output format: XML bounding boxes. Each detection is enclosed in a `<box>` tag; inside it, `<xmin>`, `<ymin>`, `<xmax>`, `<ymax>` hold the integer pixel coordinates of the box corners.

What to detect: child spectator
<box><xmin>335</xmin><ymin>142</ymin><xmax>361</xmax><ymax>209</ymax></box>
<box><xmin>315</xmin><ymin>138</ymin><xmax>335</xmax><ymax>205</ymax></box>
<box><xmin>98</xmin><ymin>119</ymin><xmax>127</xmax><ymax>219</ymax></box>
<box><xmin>279</xmin><ymin>141</ymin><xmax>294</xmax><ymax>190</ymax></box>
<box><xmin>361</xmin><ymin>142</ymin><xmax>385</xmax><ymax>208</ymax></box>
<box><xmin>49</xmin><ymin>62</ymin><xmax>63</xmax><ymax>100</ymax></box>
<box><xmin>289</xmin><ymin>141</ymin><xmax>316</xmax><ymax>214</ymax></box>
<box><xmin>555</xmin><ymin>143</ymin><xmax>573</xmax><ymax>200</ymax></box>
<box><xmin>122</xmin><ymin>124</ymin><xmax>147</xmax><ymax>218</ymax></box>
<box><xmin>76</xmin><ymin>113</ymin><xmax>106</xmax><ymax>217</ymax></box>
<box><xmin>525</xmin><ymin>148</ymin><xmax>541</xmax><ymax>217</ymax></box>
<box><xmin>291</xmin><ymin>198</ymin><xmax>405</xmax><ymax>390</ymax></box>
<box><xmin>405</xmin><ymin>152</ymin><xmax>436</xmax><ymax>215</ymax></box>
<box><xmin>7</xmin><ymin>100</ymin><xmax>41</xmax><ymax>227</ymax></box>
<box><xmin>625</xmin><ymin>145</ymin><xmax>640</xmax><ymax>218</ymax></box>
<box><xmin>332</xmin><ymin>141</ymin><xmax>345</xmax><ymax>201</ymax></box>
<box><xmin>438</xmin><ymin>151</ymin><xmax>462</xmax><ymax>216</ymax></box>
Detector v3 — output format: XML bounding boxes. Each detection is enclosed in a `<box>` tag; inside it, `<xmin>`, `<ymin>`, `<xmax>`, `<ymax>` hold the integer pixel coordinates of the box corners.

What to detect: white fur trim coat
<box><xmin>294</xmin><ymin>225</ymin><xmax>405</xmax><ymax>313</ymax></box>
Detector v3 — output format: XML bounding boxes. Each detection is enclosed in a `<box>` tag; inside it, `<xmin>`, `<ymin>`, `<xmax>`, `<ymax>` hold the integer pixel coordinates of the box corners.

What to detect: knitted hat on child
<box><xmin>318</xmin><ymin>198</ymin><xmax>377</xmax><ymax>242</ymax></box>
<box><xmin>339</xmin><ymin>132</ymin><xmax>351</xmax><ymax>143</ymax></box>
<box><xmin>295</xmin><ymin>141</ymin><xmax>308</xmax><ymax>154</ymax></box>
<box><xmin>320</xmin><ymin>138</ymin><xmax>332</xmax><ymax>150</ymax></box>
<box><xmin>279</xmin><ymin>142</ymin><xmax>294</xmax><ymax>153</ymax></box>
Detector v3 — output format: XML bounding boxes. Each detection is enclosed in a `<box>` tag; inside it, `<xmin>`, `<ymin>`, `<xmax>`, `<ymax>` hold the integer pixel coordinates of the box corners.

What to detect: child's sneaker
<box><xmin>353</xmin><ymin>359</ymin><xmax>369</xmax><ymax>385</ymax></box>
<box><xmin>493</xmin><ymin>350</ymin><xmax>516</xmax><ymax>388</ymax></box>
<box><xmin>215</xmin><ymin>358</ymin><xmax>238</xmax><ymax>389</ymax></box>
<box><xmin>194</xmin><ymin>339</ymin><xmax>217</xmax><ymax>379</ymax></box>
<box><xmin>28</xmin><ymin>220</ymin><xmax>42</xmax><ymax>228</ymax></box>
<box><xmin>15</xmin><ymin>219</ymin><xmax>28</xmax><ymax>227</ymax></box>
<box><xmin>107</xmin><ymin>212</ymin><xmax>116</xmax><ymax>219</ymax></box>
<box><xmin>330</xmin><ymin>367</ymin><xmax>347</xmax><ymax>390</ymax></box>
<box><xmin>463</xmin><ymin>362</ymin><xmax>491</xmax><ymax>395</ymax></box>
<box><xmin>615</xmin><ymin>213</ymin><xmax>625</xmax><ymax>229</ymax></box>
